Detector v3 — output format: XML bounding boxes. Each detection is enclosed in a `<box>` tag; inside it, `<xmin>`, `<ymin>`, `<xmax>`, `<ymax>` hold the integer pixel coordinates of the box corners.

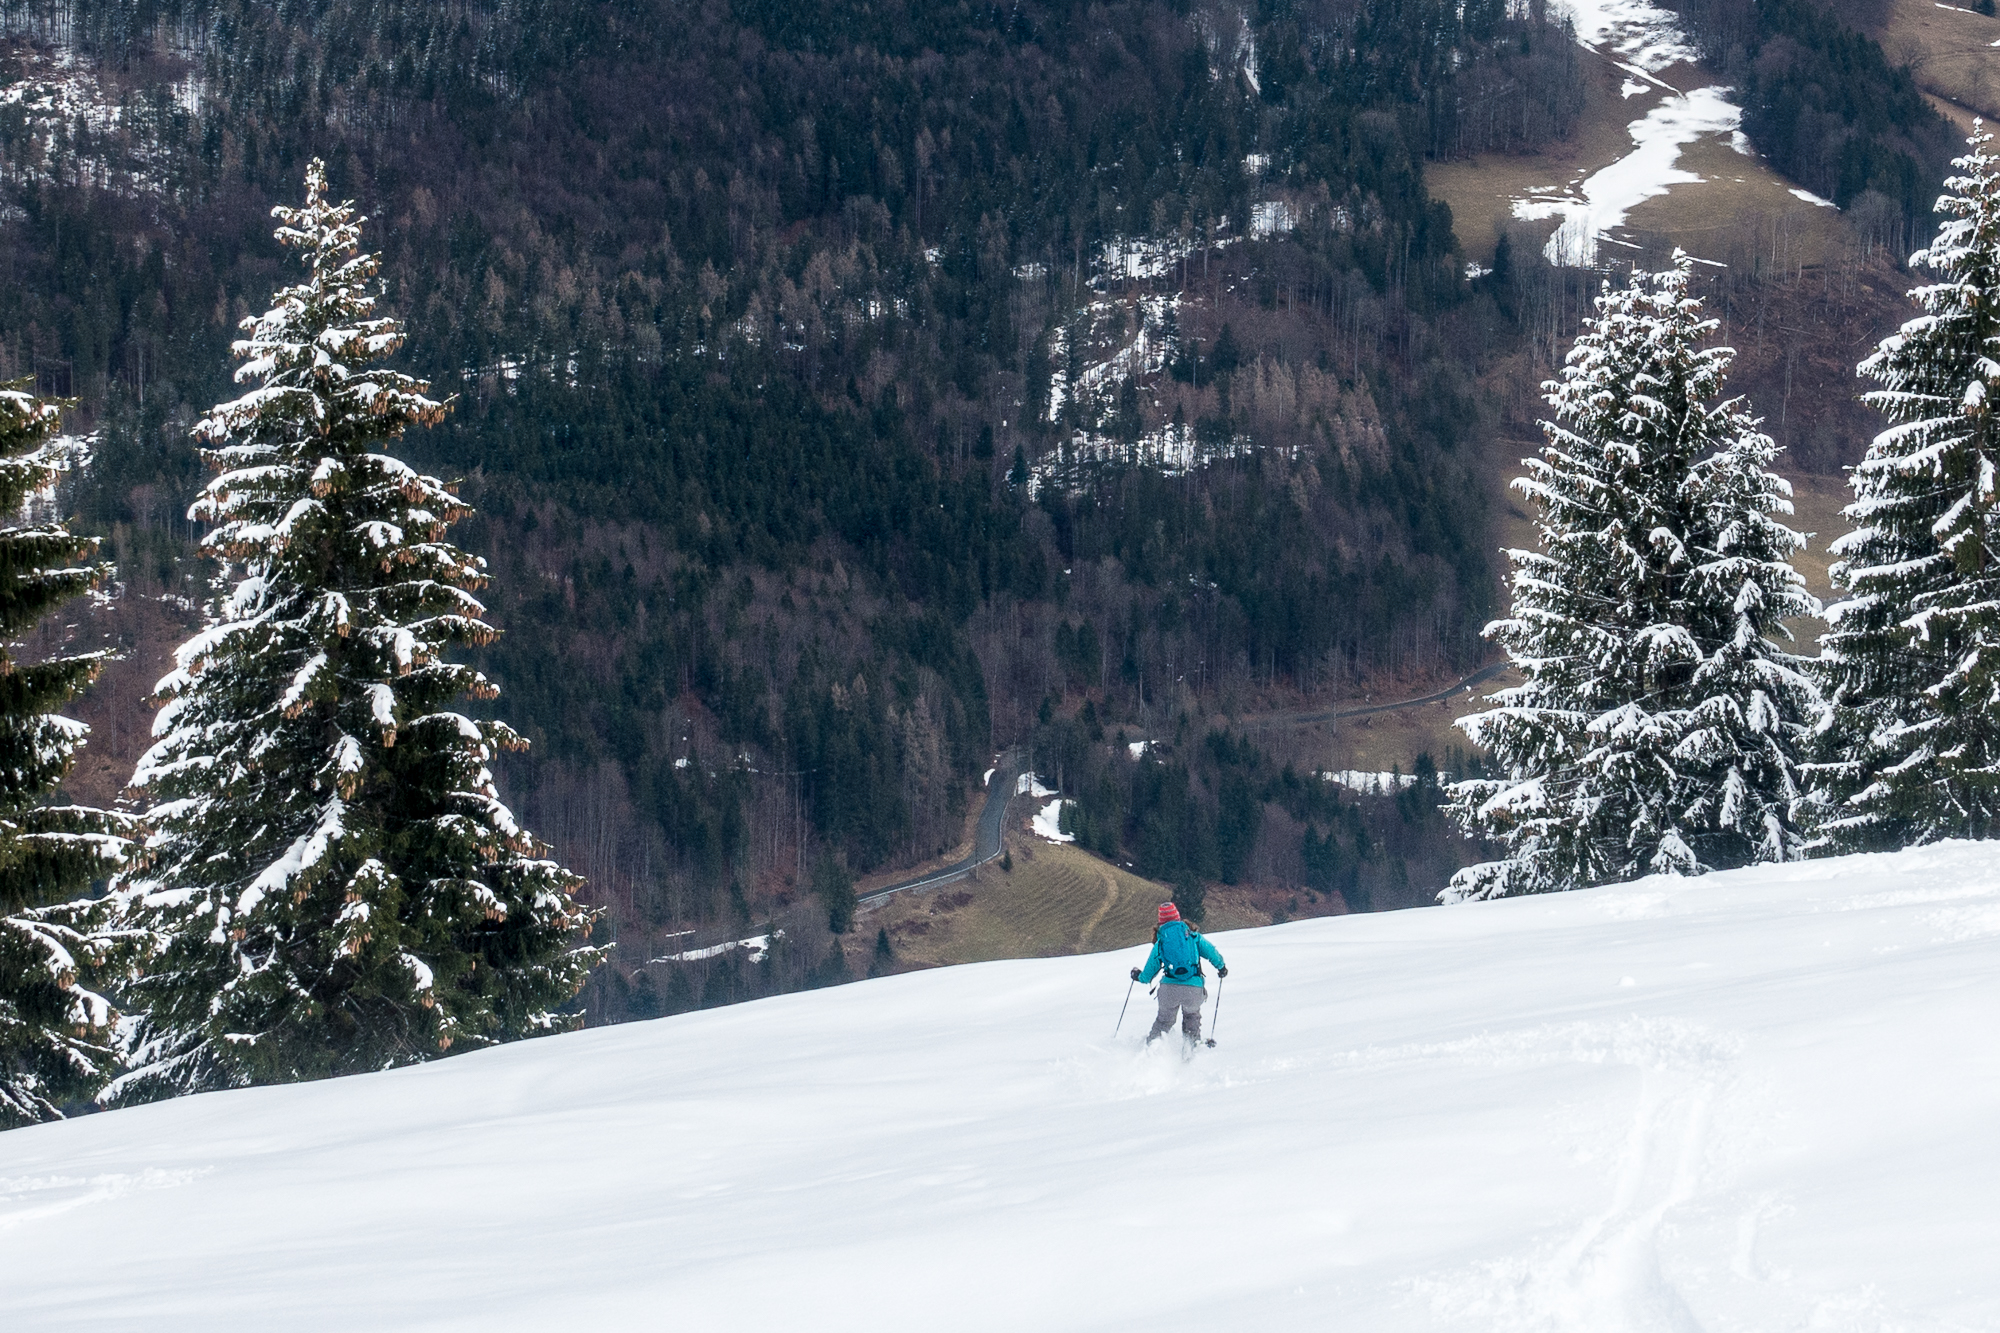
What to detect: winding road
<box><xmin>858</xmin><ymin>749</ymin><xmax>1025</xmax><ymax>905</ymax></box>
<box><xmin>1234</xmin><ymin>659</ymin><xmax>1512</xmax><ymax>729</ymax></box>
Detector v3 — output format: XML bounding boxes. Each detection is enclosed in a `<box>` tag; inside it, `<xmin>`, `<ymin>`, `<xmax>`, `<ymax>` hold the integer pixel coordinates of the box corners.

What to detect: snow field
<box><xmin>1560</xmin><ymin>0</ymin><xmax>1701</xmax><ymax>72</ymax></box>
<box><xmin>4</xmin><ymin>844</ymin><xmax>1999</xmax><ymax>1330</ymax></box>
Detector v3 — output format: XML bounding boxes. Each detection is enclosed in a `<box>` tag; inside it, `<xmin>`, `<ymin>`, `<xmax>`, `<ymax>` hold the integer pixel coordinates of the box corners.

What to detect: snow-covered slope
<box><xmin>7</xmin><ymin>846</ymin><xmax>1999</xmax><ymax>1331</ymax></box>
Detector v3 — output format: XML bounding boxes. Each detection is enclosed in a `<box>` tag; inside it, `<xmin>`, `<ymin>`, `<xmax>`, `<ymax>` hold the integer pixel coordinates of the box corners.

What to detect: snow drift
<box><xmin>6</xmin><ymin>844</ymin><xmax>1998</xmax><ymax>1331</ymax></box>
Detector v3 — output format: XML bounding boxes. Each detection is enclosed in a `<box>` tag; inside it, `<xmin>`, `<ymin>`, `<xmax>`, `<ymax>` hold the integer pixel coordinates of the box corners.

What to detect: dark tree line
<box><xmin>1667</xmin><ymin>0</ymin><xmax>1954</xmax><ymax>223</ymax></box>
<box><xmin>1051</xmin><ymin>721</ymin><xmax>1483</xmax><ymax>917</ymax></box>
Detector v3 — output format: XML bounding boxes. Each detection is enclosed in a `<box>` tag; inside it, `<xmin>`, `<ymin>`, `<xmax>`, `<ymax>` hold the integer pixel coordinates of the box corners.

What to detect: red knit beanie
<box><xmin>1157</xmin><ymin>902</ymin><xmax>1181</xmax><ymax>924</ymax></box>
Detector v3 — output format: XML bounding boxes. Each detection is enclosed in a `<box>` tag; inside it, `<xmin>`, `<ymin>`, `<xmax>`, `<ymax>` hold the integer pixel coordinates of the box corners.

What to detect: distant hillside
<box><xmin>0</xmin><ymin>0</ymin><xmax>1961</xmax><ymax>1020</ymax></box>
<box><xmin>0</xmin><ymin>0</ymin><xmax>1582</xmax><ymax>965</ymax></box>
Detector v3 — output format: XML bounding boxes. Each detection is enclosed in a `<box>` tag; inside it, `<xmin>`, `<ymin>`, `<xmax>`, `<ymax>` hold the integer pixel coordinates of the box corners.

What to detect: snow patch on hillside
<box><xmin>1560</xmin><ymin>0</ymin><xmax>1700</xmax><ymax>72</ymax></box>
<box><xmin>1027</xmin><ymin>417</ymin><xmax>1272</xmax><ymax>498</ymax></box>
<box><xmin>652</xmin><ymin>932</ymin><xmax>777</xmax><ymax>964</ymax></box>
<box><xmin>1515</xmin><ymin>86</ymin><xmax>1742</xmax><ymax>266</ymax></box>
<box><xmin>1031</xmin><ymin>798</ymin><xmax>1073</xmax><ymax>842</ymax></box>
<box><xmin>1324</xmin><ymin>768</ymin><xmax>1430</xmax><ymax>794</ymax></box>
<box><xmin>1016</xmin><ymin>772</ymin><xmax>1056</xmax><ymax>798</ymax></box>
<box><xmin>1024</xmin><ymin>199</ymin><xmax>1345</xmax><ymax>499</ymax></box>
<box><xmin>1250</xmin><ymin>199</ymin><xmax>1296</xmax><ymax>236</ymax></box>
<box><xmin>0</xmin><ymin>43</ymin><xmax>188</xmax><ymax>200</ymax></box>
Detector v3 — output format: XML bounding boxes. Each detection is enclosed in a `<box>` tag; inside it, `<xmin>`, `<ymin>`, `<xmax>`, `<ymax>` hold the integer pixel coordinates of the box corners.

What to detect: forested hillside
<box><xmin>1668</xmin><ymin>0</ymin><xmax>1953</xmax><ymax>229</ymax></box>
<box><xmin>0</xmin><ymin>1</ymin><xmax>1565</xmax><ymax>937</ymax></box>
<box><xmin>0</xmin><ymin>0</ymin><xmax>1951</xmax><ymax>1019</ymax></box>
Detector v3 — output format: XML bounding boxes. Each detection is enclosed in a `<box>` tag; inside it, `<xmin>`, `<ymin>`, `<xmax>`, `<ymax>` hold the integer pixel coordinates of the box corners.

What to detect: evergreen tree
<box><xmin>1812</xmin><ymin>131</ymin><xmax>2000</xmax><ymax>849</ymax></box>
<box><xmin>1170</xmin><ymin>873</ymin><xmax>1206</xmax><ymax>924</ymax></box>
<box><xmin>1446</xmin><ymin>257</ymin><xmax>1822</xmax><ymax>900</ymax></box>
<box><xmin>0</xmin><ymin>385</ymin><xmax>136</xmax><ymax>1127</ymax></box>
<box><xmin>812</xmin><ymin>852</ymin><xmax>855</xmax><ymax>935</ymax></box>
<box><xmin>112</xmin><ymin>162</ymin><xmax>601</xmax><ymax>1101</ymax></box>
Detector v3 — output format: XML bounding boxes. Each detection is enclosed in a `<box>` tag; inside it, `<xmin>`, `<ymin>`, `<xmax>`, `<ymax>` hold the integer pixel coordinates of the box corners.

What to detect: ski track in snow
<box><xmin>4</xmin><ymin>843</ymin><xmax>2000</xmax><ymax>1330</ymax></box>
<box><xmin>1416</xmin><ymin>1030</ymin><xmax>1734</xmax><ymax>1332</ymax></box>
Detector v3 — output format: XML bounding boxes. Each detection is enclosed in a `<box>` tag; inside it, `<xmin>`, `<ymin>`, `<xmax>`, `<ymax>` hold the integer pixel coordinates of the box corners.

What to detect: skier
<box><xmin>1131</xmin><ymin>902</ymin><xmax>1226</xmax><ymax>1047</ymax></box>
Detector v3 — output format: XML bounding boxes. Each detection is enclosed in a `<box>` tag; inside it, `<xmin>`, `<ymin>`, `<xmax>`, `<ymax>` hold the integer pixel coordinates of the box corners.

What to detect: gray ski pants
<box><xmin>1147</xmin><ymin>982</ymin><xmax>1206</xmax><ymax>1042</ymax></box>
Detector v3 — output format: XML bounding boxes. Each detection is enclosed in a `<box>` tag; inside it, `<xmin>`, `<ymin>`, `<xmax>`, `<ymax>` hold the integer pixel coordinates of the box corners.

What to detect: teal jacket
<box><xmin>1138</xmin><ymin>921</ymin><xmax>1226</xmax><ymax>988</ymax></box>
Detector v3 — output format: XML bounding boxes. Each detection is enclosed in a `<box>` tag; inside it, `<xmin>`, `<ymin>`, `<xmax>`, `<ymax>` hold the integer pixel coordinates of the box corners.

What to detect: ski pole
<box><xmin>1113</xmin><ymin>975</ymin><xmax>1137</xmax><ymax>1037</ymax></box>
<box><xmin>1205</xmin><ymin>975</ymin><xmax>1224</xmax><ymax>1048</ymax></box>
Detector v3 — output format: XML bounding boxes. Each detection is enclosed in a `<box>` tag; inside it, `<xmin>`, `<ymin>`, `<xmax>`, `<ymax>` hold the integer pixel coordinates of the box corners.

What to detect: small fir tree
<box><xmin>1812</xmin><ymin>129</ymin><xmax>2000</xmax><ymax>848</ymax></box>
<box><xmin>1446</xmin><ymin>256</ymin><xmax>1822</xmax><ymax>900</ymax></box>
<box><xmin>812</xmin><ymin>852</ymin><xmax>855</xmax><ymax>935</ymax></box>
<box><xmin>1170</xmin><ymin>873</ymin><xmax>1206</xmax><ymax>924</ymax></box>
<box><xmin>0</xmin><ymin>385</ymin><xmax>136</xmax><ymax>1127</ymax></box>
<box><xmin>113</xmin><ymin>162</ymin><xmax>600</xmax><ymax>1101</ymax></box>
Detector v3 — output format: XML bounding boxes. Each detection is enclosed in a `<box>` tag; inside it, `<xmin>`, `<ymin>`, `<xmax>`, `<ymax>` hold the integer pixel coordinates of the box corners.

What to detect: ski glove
<box><xmin>1218</xmin><ymin>967</ymin><xmax>1228</xmax><ymax>978</ymax></box>
<box><xmin>1130</xmin><ymin>967</ymin><xmax>1142</xmax><ymax>981</ymax></box>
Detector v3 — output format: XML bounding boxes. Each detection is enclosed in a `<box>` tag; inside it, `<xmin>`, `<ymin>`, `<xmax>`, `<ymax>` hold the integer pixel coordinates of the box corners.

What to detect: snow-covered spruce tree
<box><xmin>1812</xmin><ymin>129</ymin><xmax>2000</xmax><ymax>850</ymax></box>
<box><xmin>113</xmin><ymin>162</ymin><xmax>601</xmax><ymax>1101</ymax></box>
<box><xmin>1445</xmin><ymin>255</ymin><xmax>1822</xmax><ymax>900</ymax></box>
<box><xmin>0</xmin><ymin>385</ymin><xmax>136</xmax><ymax>1127</ymax></box>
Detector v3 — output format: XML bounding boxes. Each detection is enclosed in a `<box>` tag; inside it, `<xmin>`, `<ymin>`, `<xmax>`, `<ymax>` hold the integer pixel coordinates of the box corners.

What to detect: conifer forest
<box><xmin>2</xmin><ymin>0</ymin><xmax>1995</xmax><ymax>1120</ymax></box>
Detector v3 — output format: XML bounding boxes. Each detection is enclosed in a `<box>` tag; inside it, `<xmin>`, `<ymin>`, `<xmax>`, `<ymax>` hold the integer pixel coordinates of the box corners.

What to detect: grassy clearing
<box><xmin>1325</xmin><ymin>688</ymin><xmax>1505</xmax><ymax>774</ymax></box>
<box><xmin>1926</xmin><ymin>90</ymin><xmax>1984</xmax><ymax>138</ymax></box>
<box><xmin>1786</xmin><ymin>472</ymin><xmax>1853</xmax><ymax>606</ymax></box>
<box><xmin>1626</xmin><ymin>141</ymin><xmax>1851</xmax><ymax>268</ymax></box>
<box><xmin>1881</xmin><ymin>0</ymin><xmax>2000</xmax><ymax>121</ymax></box>
<box><xmin>1428</xmin><ymin>52</ymin><xmax>1646</xmax><ymax>265</ymax></box>
<box><xmin>863</xmin><ymin>831</ymin><xmax>1276</xmax><ymax>971</ymax></box>
<box><xmin>866</xmin><ymin>836</ymin><xmax>1164</xmax><ymax>967</ymax></box>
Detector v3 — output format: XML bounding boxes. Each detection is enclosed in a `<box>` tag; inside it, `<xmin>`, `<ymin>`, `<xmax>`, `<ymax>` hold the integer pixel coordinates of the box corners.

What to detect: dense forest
<box><xmin>0</xmin><ymin>0</ymin><xmax>1953</xmax><ymax>1018</ymax></box>
<box><xmin>1668</xmin><ymin>0</ymin><xmax>1953</xmax><ymax>226</ymax></box>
